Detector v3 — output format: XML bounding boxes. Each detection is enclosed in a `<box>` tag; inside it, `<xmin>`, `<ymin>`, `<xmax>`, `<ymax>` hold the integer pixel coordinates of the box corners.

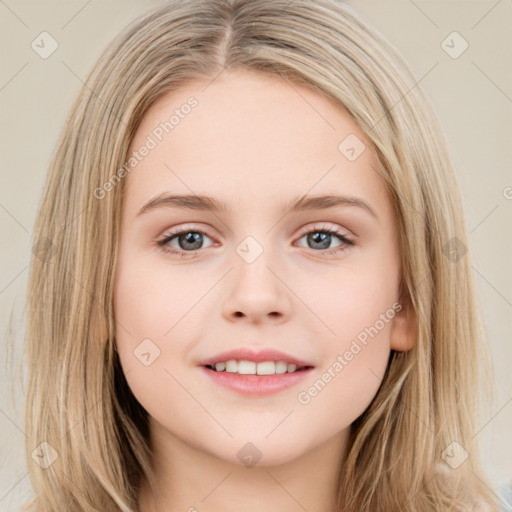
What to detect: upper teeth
<box><xmin>211</xmin><ymin>360</ymin><xmax>302</xmax><ymax>375</ymax></box>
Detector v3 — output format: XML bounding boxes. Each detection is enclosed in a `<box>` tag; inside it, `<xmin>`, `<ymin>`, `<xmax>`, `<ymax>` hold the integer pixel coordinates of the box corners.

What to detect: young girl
<box><xmin>22</xmin><ymin>0</ymin><xmax>501</xmax><ymax>510</ymax></box>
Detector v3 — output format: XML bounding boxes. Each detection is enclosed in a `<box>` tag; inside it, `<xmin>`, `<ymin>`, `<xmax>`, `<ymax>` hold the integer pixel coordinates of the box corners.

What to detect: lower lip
<box><xmin>199</xmin><ymin>366</ymin><xmax>315</xmax><ymax>396</ymax></box>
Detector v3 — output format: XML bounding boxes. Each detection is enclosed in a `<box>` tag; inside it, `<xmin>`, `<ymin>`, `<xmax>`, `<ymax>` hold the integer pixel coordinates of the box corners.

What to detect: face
<box><xmin>113</xmin><ymin>68</ymin><xmax>413</xmax><ymax>467</ymax></box>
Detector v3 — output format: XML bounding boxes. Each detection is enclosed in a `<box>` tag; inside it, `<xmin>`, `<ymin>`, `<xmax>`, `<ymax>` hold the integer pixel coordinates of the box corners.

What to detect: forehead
<box><xmin>124</xmin><ymin>69</ymin><xmax>389</xmax><ymax>217</ymax></box>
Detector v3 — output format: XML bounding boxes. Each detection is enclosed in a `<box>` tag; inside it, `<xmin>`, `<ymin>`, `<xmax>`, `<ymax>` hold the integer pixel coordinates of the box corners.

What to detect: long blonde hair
<box><xmin>21</xmin><ymin>0</ymin><xmax>498</xmax><ymax>510</ymax></box>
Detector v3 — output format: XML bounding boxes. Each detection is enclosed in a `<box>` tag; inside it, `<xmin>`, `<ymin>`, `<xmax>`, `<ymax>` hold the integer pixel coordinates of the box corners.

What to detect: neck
<box><xmin>137</xmin><ymin>421</ymin><xmax>349</xmax><ymax>512</ymax></box>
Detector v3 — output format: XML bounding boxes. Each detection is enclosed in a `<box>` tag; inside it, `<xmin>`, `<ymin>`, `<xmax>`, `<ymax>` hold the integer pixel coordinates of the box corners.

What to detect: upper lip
<box><xmin>198</xmin><ymin>347</ymin><xmax>315</xmax><ymax>368</ymax></box>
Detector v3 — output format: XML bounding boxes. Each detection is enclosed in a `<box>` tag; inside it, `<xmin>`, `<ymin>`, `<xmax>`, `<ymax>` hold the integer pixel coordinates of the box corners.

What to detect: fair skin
<box><xmin>113</xmin><ymin>68</ymin><xmax>416</xmax><ymax>512</ymax></box>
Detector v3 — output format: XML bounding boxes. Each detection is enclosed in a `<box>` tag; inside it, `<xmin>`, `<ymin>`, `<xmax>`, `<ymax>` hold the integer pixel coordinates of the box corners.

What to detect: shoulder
<box><xmin>498</xmin><ymin>479</ymin><xmax>512</xmax><ymax>511</ymax></box>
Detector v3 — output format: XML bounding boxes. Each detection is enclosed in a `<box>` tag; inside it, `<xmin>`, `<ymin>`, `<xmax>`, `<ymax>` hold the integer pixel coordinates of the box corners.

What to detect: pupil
<box><xmin>309</xmin><ymin>232</ymin><xmax>330</xmax><ymax>249</ymax></box>
<box><xmin>180</xmin><ymin>232</ymin><xmax>202</xmax><ymax>250</ymax></box>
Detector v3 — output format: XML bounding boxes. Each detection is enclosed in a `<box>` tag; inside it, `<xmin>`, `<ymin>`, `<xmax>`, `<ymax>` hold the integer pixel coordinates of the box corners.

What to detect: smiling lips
<box><xmin>198</xmin><ymin>346</ymin><xmax>315</xmax><ymax>395</ymax></box>
<box><xmin>198</xmin><ymin>346</ymin><xmax>314</xmax><ymax>369</ymax></box>
<box><xmin>205</xmin><ymin>359</ymin><xmax>308</xmax><ymax>375</ymax></box>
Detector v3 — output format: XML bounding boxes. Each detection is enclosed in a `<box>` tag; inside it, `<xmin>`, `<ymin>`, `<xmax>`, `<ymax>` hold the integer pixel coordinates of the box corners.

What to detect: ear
<box><xmin>390</xmin><ymin>290</ymin><xmax>417</xmax><ymax>352</ymax></box>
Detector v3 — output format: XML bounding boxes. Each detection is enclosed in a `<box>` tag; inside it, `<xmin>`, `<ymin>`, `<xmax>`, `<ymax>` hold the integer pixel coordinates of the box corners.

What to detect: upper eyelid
<box><xmin>162</xmin><ymin>224</ymin><xmax>213</xmax><ymax>239</ymax></box>
<box><xmin>296</xmin><ymin>222</ymin><xmax>351</xmax><ymax>236</ymax></box>
<box><xmin>162</xmin><ymin>221</ymin><xmax>352</xmax><ymax>238</ymax></box>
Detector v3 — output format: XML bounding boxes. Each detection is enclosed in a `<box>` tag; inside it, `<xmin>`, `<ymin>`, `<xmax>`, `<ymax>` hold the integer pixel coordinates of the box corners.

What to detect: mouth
<box><xmin>198</xmin><ymin>347</ymin><xmax>315</xmax><ymax>372</ymax></box>
<box><xmin>197</xmin><ymin>347</ymin><xmax>315</xmax><ymax>395</ymax></box>
<box><xmin>202</xmin><ymin>360</ymin><xmax>314</xmax><ymax>375</ymax></box>
<box><xmin>199</xmin><ymin>359</ymin><xmax>315</xmax><ymax>396</ymax></box>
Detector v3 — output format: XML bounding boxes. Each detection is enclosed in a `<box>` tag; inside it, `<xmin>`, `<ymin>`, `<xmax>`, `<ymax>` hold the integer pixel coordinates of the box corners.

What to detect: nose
<box><xmin>221</xmin><ymin>252</ymin><xmax>292</xmax><ymax>324</ymax></box>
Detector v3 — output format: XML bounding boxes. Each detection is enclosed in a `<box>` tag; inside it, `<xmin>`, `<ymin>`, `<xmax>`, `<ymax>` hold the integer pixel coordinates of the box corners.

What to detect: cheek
<box><xmin>112</xmin><ymin>247</ymin><xmax>228</xmax><ymax>395</ymax></box>
<box><xmin>302</xmin><ymin>252</ymin><xmax>399</xmax><ymax>346</ymax></box>
<box><xmin>295</xmin><ymin>283</ymin><xmax>394</xmax><ymax>434</ymax></box>
<box><xmin>294</xmin><ymin>341</ymin><xmax>389</xmax><ymax>444</ymax></box>
<box><xmin>113</xmin><ymin>253</ymin><xmax>208</xmax><ymax>341</ymax></box>
<box><xmin>294</xmin><ymin>256</ymin><xmax>397</xmax><ymax>423</ymax></box>
<box><xmin>112</xmin><ymin>256</ymin><xmax>203</xmax><ymax>429</ymax></box>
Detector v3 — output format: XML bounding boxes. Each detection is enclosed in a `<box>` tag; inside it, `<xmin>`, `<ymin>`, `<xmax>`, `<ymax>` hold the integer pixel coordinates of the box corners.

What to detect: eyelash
<box><xmin>156</xmin><ymin>223</ymin><xmax>354</xmax><ymax>258</ymax></box>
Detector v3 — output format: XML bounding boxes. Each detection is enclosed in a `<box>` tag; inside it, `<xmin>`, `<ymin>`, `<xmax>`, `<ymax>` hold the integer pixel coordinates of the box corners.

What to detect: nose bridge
<box><xmin>222</xmin><ymin>232</ymin><xmax>291</xmax><ymax>321</ymax></box>
<box><xmin>234</xmin><ymin>233</ymin><xmax>280</xmax><ymax>292</ymax></box>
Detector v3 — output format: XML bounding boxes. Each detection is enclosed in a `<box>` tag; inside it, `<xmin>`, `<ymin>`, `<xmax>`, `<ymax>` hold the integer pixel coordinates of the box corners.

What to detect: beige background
<box><xmin>1</xmin><ymin>0</ymin><xmax>511</xmax><ymax>509</ymax></box>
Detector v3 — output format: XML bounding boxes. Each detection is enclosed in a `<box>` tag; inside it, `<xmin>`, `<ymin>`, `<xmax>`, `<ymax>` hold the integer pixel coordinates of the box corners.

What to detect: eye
<box><xmin>157</xmin><ymin>226</ymin><xmax>215</xmax><ymax>257</ymax></box>
<box><xmin>295</xmin><ymin>223</ymin><xmax>354</xmax><ymax>255</ymax></box>
<box><xmin>156</xmin><ymin>223</ymin><xmax>354</xmax><ymax>258</ymax></box>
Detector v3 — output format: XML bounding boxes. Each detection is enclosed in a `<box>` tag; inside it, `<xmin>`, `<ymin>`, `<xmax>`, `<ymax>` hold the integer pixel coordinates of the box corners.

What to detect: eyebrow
<box><xmin>136</xmin><ymin>192</ymin><xmax>378</xmax><ymax>219</ymax></box>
